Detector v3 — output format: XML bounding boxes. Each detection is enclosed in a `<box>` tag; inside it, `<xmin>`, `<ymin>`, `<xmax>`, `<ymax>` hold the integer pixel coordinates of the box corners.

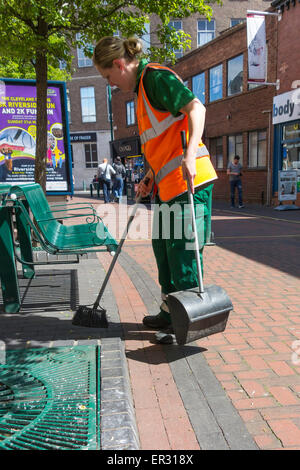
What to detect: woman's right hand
<box><xmin>136</xmin><ymin>175</ymin><xmax>152</xmax><ymax>198</ymax></box>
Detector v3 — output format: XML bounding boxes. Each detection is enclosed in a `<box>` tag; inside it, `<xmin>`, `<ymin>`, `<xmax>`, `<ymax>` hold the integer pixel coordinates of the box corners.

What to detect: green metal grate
<box><xmin>0</xmin><ymin>345</ymin><xmax>100</xmax><ymax>450</ymax></box>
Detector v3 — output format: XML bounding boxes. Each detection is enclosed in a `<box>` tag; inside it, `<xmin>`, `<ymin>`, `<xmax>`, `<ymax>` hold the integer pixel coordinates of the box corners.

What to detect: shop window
<box><xmin>80</xmin><ymin>87</ymin><xmax>96</xmax><ymax>123</ymax></box>
<box><xmin>227</xmin><ymin>54</ymin><xmax>243</xmax><ymax>96</ymax></box>
<box><xmin>197</xmin><ymin>19</ymin><xmax>215</xmax><ymax>47</ymax></box>
<box><xmin>84</xmin><ymin>143</ymin><xmax>98</xmax><ymax>168</ymax></box>
<box><xmin>228</xmin><ymin>134</ymin><xmax>243</xmax><ymax>165</ymax></box>
<box><xmin>210</xmin><ymin>137</ymin><xmax>223</xmax><ymax>169</ymax></box>
<box><xmin>192</xmin><ymin>72</ymin><xmax>205</xmax><ymax>104</ymax></box>
<box><xmin>126</xmin><ymin>100</ymin><xmax>135</xmax><ymax>126</ymax></box>
<box><xmin>209</xmin><ymin>64</ymin><xmax>223</xmax><ymax>102</ymax></box>
<box><xmin>168</xmin><ymin>20</ymin><xmax>183</xmax><ymax>59</ymax></box>
<box><xmin>282</xmin><ymin>121</ymin><xmax>300</xmax><ymax>171</ymax></box>
<box><xmin>248</xmin><ymin>130</ymin><xmax>267</xmax><ymax>168</ymax></box>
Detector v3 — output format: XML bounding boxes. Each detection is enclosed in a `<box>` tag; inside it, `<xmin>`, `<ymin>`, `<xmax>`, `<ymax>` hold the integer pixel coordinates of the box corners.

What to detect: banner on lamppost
<box><xmin>247</xmin><ymin>13</ymin><xmax>267</xmax><ymax>83</ymax></box>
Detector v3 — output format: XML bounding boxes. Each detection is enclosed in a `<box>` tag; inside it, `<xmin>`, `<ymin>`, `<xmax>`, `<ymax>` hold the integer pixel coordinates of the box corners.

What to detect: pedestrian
<box><xmin>93</xmin><ymin>36</ymin><xmax>217</xmax><ymax>343</ymax></box>
<box><xmin>112</xmin><ymin>156</ymin><xmax>126</xmax><ymax>203</ymax></box>
<box><xmin>97</xmin><ymin>158</ymin><xmax>116</xmax><ymax>203</ymax></box>
<box><xmin>227</xmin><ymin>155</ymin><xmax>244</xmax><ymax>208</ymax></box>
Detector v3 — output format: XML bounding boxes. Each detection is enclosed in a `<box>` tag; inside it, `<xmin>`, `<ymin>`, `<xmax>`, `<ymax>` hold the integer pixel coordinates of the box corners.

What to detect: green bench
<box><xmin>0</xmin><ymin>183</ymin><xmax>117</xmax><ymax>313</ymax></box>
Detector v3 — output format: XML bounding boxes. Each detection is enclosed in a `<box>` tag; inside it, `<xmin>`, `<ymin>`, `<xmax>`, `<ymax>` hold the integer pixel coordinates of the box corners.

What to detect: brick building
<box><xmin>66</xmin><ymin>0</ymin><xmax>273</xmax><ymax>190</ymax></box>
<box><xmin>112</xmin><ymin>14</ymin><xmax>278</xmax><ymax>204</ymax></box>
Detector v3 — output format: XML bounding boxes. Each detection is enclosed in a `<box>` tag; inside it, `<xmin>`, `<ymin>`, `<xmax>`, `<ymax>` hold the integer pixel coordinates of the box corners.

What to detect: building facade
<box><xmin>67</xmin><ymin>43</ymin><xmax>112</xmax><ymax>190</ymax></box>
<box><xmin>67</xmin><ymin>0</ymin><xmax>273</xmax><ymax>191</ymax></box>
<box><xmin>271</xmin><ymin>0</ymin><xmax>300</xmax><ymax>205</ymax></box>
<box><xmin>112</xmin><ymin>14</ymin><xmax>278</xmax><ymax>204</ymax></box>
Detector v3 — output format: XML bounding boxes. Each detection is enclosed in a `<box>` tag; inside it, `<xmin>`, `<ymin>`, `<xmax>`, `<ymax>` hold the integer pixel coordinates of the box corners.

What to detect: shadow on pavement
<box><xmin>211</xmin><ymin>208</ymin><xmax>300</xmax><ymax>279</ymax></box>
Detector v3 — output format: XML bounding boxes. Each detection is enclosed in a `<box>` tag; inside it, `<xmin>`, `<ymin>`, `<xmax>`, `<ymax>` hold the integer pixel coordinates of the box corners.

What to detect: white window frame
<box><xmin>76</xmin><ymin>33</ymin><xmax>93</xmax><ymax>68</ymax></box>
<box><xmin>126</xmin><ymin>100</ymin><xmax>135</xmax><ymax>126</ymax></box>
<box><xmin>80</xmin><ymin>87</ymin><xmax>96</xmax><ymax>123</ymax></box>
<box><xmin>197</xmin><ymin>19</ymin><xmax>215</xmax><ymax>47</ymax></box>
<box><xmin>168</xmin><ymin>20</ymin><xmax>183</xmax><ymax>59</ymax></box>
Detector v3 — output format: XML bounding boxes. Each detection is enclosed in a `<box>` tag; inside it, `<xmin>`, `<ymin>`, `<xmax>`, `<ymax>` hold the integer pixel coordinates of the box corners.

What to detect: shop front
<box><xmin>272</xmin><ymin>88</ymin><xmax>300</xmax><ymax>205</ymax></box>
<box><xmin>110</xmin><ymin>135</ymin><xmax>148</xmax><ymax>200</ymax></box>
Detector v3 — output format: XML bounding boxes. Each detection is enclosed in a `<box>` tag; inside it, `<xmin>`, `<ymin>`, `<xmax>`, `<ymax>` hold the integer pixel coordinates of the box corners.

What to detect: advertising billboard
<box><xmin>0</xmin><ymin>78</ymin><xmax>72</xmax><ymax>194</ymax></box>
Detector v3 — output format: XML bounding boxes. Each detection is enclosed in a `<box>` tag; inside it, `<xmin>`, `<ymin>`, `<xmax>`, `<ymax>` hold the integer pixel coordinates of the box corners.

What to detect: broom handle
<box><xmin>181</xmin><ymin>130</ymin><xmax>204</xmax><ymax>295</ymax></box>
<box><xmin>93</xmin><ymin>178</ymin><xmax>150</xmax><ymax>308</ymax></box>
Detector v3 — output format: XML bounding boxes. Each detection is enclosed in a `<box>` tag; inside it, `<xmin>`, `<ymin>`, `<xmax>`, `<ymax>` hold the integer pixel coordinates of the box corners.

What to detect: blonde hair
<box><xmin>93</xmin><ymin>36</ymin><xmax>143</xmax><ymax>69</ymax></box>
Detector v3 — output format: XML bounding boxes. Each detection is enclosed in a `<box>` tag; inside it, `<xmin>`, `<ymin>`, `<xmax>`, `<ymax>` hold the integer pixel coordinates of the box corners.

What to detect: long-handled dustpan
<box><xmin>72</xmin><ymin>187</ymin><xmax>148</xmax><ymax>328</ymax></box>
<box><xmin>168</xmin><ymin>132</ymin><xmax>233</xmax><ymax>345</ymax></box>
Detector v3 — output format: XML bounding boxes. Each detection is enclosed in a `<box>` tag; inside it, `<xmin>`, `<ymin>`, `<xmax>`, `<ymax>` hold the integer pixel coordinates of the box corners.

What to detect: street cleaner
<box><xmin>93</xmin><ymin>36</ymin><xmax>217</xmax><ymax>344</ymax></box>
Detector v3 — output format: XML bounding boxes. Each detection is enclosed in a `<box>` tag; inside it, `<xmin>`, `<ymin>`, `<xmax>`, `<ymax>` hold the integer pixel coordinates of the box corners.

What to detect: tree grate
<box><xmin>0</xmin><ymin>345</ymin><xmax>100</xmax><ymax>450</ymax></box>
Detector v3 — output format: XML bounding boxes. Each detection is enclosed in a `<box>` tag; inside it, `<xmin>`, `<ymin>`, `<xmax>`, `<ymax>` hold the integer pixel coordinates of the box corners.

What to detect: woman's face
<box><xmin>95</xmin><ymin>58</ymin><xmax>136</xmax><ymax>92</ymax></box>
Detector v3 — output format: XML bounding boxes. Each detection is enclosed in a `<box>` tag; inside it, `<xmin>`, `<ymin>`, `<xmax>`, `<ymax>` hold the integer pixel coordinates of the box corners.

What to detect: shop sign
<box><xmin>70</xmin><ymin>132</ymin><xmax>97</xmax><ymax>143</ymax></box>
<box><xmin>273</xmin><ymin>89</ymin><xmax>300</xmax><ymax>125</ymax></box>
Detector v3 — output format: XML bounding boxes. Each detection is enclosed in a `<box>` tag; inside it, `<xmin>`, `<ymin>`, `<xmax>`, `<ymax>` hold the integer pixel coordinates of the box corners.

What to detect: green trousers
<box><xmin>152</xmin><ymin>184</ymin><xmax>213</xmax><ymax>297</ymax></box>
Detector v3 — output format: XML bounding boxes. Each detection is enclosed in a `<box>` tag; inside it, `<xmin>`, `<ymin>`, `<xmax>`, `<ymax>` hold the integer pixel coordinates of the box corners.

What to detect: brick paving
<box><xmin>92</xmin><ymin>194</ymin><xmax>300</xmax><ymax>450</ymax></box>
<box><xmin>2</xmin><ymin>190</ymin><xmax>300</xmax><ymax>450</ymax></box>
<box><xmin>66</xmin><ymin>192</ymin><xmax>300</xmax><ymax>450</ymax></box>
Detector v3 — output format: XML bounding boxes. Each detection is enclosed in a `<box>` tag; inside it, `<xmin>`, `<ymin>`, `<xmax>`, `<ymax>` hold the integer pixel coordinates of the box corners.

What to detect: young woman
<box><xmin>93</xmin><ymin>36</ymin><xmax>217</xmax><ymax>344</ymax></box>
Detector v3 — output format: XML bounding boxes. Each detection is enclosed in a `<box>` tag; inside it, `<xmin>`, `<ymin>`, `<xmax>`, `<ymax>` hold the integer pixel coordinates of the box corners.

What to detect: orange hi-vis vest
<box><xmin>136</xmin><ymin>63</ymin><xmax>217</xmax><ymax>202</ymax></box>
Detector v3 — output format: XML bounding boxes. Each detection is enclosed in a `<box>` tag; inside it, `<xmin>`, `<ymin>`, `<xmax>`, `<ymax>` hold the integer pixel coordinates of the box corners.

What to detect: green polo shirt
<box><xmin>135</xmin><ymin>58</ymin><xmax>195</xmax><ymax>117</ymax></box>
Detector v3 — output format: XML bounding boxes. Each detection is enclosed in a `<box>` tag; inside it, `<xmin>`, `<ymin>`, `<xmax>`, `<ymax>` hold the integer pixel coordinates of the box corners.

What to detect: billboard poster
<box><xmin>0</xmin><ymin>79</ymin><xmax>71</xmax><ymax>193</ymax></box>
<box><xmin>278</xmin><ymin>170</ymin><xmax>297</xmax><ymax>202</ymax></box>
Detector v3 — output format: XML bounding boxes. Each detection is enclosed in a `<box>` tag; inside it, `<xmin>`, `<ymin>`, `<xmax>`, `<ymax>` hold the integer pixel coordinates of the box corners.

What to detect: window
<box><xmin>209</xmin><ymin>64</ymin><xmax>223</xmax><ymax>102</ymax></box>
<box><xmin>168</xmin><ymin>20</ymin><xmax>183</xmax><ymax>59</ymax></box>
<box><xmin>106</xmin><ymin>85</ymin><xmax>112</xmax><ymax>123</ymax></box>
<box><xmin>228</xmin><ymin>134</ymin><xmax>243</xmax><ymax>165</ymax></box>
<box><xmin>192</xmin><ymin>72</ymin><xmax>205</xmax><ymax>104</ymax></box>
<box><xmin>210</xmin><ymin>137</ymin><xmax>223</xmax><ymax>169</ymax></box>
<box><xmin>230</xmin><ymin>18</ymin><xmax>245</xmax><ymax>27</ymax></box>
<box><xmin>197</xmin><ymin>19</ymin><xmax>215</xmax><ymax>47</ymax></box>
<box><xmin>248</xmin><ymin>130</ymin><xmax>267</xmax><ymax>167</ymax></box>
<box><xmin>66</xmin><ymin>89</ymin><xmax>71</xmax><ymax>123</ymax></box>
<box><xmin>84</xmin><ymin>143</ymin><xmax>98</xmax><ymax>168</ymax></box>
<box><xmin>140</xmin><ymin>22</ymin><xmax>151</xmax><ymax>53</ymax></box>
<box><xmin>227</xmin><ymin>54</ymin><xmax>243</xmax><ymax>96</ymax></box>
<box><xmin>126</xmin><ymin>100</ymin><xmax>135</xmax><ymax>126</ymax></box>
<box><xmin>76</xmin><ymin>33</ymin><xmax>93</xmax><ymax>67</ymax></box>
<box><xmin>80</xmin><ymin>87</ymin><xmax>96</xmax><ymax>123</ymax></box>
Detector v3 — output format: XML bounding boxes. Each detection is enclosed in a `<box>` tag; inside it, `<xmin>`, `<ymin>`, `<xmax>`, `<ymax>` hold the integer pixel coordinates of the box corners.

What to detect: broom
<box><xmin>72</xmin><ymin>180</ymin><xmax>149</xmax><ymax>328</ymax></box>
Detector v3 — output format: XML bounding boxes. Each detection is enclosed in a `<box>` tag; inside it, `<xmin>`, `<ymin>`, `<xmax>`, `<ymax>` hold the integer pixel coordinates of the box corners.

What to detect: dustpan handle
<box><xmin>94</xmin><ymin>179</ymin><xmax>149</xmax><ymax>308</ymax></box>
<box><xmin>181</xmin><ymin>131</ymin><xmax>204</xmax><ymax>295</ymax></box>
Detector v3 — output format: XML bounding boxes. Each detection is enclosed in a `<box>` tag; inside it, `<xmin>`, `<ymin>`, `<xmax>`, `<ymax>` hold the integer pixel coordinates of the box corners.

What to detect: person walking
<box><xmin>227</xmin><ymin>155</ymin><xmax>244</xmax><ymax>208</ymax></box>
<box><xmin>97</xmin><ymin>158</ymin><xmax>116</xmax><ymax>203</ymax></box>
<box><xmin>112</xmin><ymin>156</ymin><xmax>126</xmax><ymax>203</ymax></box>
<box><xmin>93</xmin><ymin>36</ymin><xmax>217</xmax><ymax>343</ymax></box>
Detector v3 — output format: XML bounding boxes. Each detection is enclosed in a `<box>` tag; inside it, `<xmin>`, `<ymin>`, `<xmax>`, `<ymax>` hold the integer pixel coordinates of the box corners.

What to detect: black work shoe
<box><xmin>142</xmin><ymin>313</ymin><xmax>171</xmax><ymax>330</ymax></box>
<box><xmin>155</xmin><ymin>327</ymin><xmax>176</xmax><ymax>345</ymax></box>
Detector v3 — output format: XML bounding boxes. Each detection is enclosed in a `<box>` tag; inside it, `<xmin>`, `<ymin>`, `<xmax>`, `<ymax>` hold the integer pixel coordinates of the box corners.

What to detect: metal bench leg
<box><xmin>0</xmin><ymin>207</ymin><xmax>21</xmax><ymax>313</ymax></box>
<box><xmin>15</xmin><ymin>201</ymin><xmax>35</xmax><ymax>279</ymax></box>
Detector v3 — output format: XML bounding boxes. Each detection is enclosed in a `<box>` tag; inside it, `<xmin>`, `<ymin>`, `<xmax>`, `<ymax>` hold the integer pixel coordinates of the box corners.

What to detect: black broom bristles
<box><xmin>72</xmin><ymin>305</ymin><xmax>108</xmax><ymax>328</ymax></box>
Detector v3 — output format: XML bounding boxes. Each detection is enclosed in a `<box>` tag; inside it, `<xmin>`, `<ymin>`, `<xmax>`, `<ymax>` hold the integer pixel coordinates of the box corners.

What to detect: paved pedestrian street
<box><xmin>0</xmin><ymin>193</ymin><xmax>299</xmax><ymax>450</ymax></box>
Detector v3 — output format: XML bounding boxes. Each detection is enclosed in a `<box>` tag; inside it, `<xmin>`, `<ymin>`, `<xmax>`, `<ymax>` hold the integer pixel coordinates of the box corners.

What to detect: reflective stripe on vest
<box><xmin>155</xmin><ymin>144</ymin><xmax>210</xmax><ymax>185</ymax></box>
<box><xmin>140</xmin><ymin>93</ymin><xmax>185</xmax><ymax>145</ymax></box>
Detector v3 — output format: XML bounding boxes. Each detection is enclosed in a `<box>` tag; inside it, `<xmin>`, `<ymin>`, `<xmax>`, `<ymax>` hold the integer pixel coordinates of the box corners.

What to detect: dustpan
<box><xmin>168</xmin><ymin>132</ymin><xmax>233</xmax><ymax>345</ymax></box>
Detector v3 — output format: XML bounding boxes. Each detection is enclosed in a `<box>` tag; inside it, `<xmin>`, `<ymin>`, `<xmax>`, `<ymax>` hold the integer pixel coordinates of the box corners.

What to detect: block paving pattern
<box><xmin>39</xmin><ymin>194</ymin><xmax>300</xmax><ymax>449</ymax></box>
